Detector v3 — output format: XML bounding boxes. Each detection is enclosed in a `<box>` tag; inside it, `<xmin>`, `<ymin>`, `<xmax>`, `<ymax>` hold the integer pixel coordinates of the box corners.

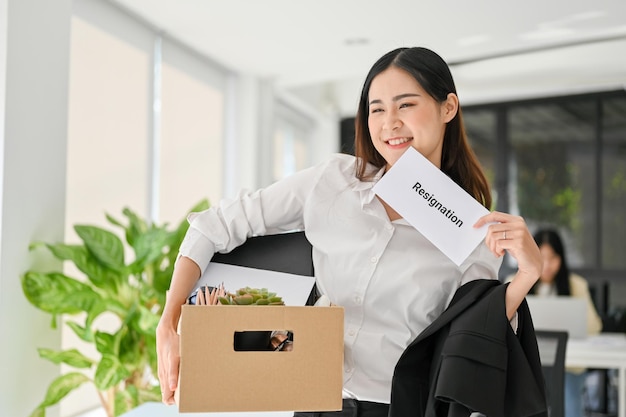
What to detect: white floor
<box><xmin>77</xmin><ymin>402</ymin><xmax>293</xmax><ymax>417</ymax></box>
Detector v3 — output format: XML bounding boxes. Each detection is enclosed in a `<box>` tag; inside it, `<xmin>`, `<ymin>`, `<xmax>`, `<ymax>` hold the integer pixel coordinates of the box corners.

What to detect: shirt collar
<box><xmin>351</xmin><ymin>164</ymin><xmax>385</xmax><ymax>206</ymax></box>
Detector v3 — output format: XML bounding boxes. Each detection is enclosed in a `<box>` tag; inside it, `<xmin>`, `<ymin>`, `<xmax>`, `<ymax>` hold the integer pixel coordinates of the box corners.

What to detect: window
<box><xmin>601</xmin><ymin>96</ymin><xmax>626</xmax><ymax>269</ymax></box>
<box><xmin>159</xmin><ymin>39</ymin><xmax>227</xmax><ymax>224</ymax></box>
<box><xmin>65</xmin><ymin>13</ymin><xmax>154</xmax><ymax>417</ymax></box>
<box><xmin>508</xmin><ymin>100</ymin><xmax>596</xmax><ymax>267</ymax></box>
<box><xmin>272</xmin><ymin>99</ymin><xmax>314</xmax><ymax>180</ymax></box>
<box><xmin>65</xmin><ymin>3</ymin><xmax>228</xmax><ymax>416</ymax></box>
<box><xmin>464</xmin><ymin>91</ymin><xmax>626</xmax><ymax>294</ymax></box>
<box><xmin>464</xmin><ymin>109</ymin><xmax>498</xmax><ymax>209</ymax></box>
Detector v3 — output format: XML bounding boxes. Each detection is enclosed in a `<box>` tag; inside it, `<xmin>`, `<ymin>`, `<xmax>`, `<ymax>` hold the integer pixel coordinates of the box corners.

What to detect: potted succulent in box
<box><xmin>21</xmin><ymin>199</ymin><xmax>209</xmax><ymax>417</ymax></box>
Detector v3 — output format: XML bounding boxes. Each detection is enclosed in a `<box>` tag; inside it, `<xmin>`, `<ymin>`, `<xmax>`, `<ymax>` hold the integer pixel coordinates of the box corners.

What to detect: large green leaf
<box><xmin>22</xmin><ymin>272</ymin><xmax>99</xmax><ymax>315</ymax></box>
<box><xmin>39</xmin><ymin>372</ymin><xmax>90</xmax><ymax>407</ymax></box>
<box><xmin>95</xmin><ymin>354</ymin><xmax>129</xmax><ymax>391</ymax></box>
<box><xmin>38</xmin><ymin>348</ymin><xmax>94</xmax><ymax>368</ymax></box>
<box><xmin>44</xmin><ymin>243</ymin><xmax>123</xmax><ymax>291</ymax></box>
<box><xmin>75</xmin><ymin>225</ymin><xmax>125</xmax><ymax>272</ymax></box>
<box><xmin>128</xmin><ymin>227</ymin><xmax>171</xmax><ymax>273</ymax></box>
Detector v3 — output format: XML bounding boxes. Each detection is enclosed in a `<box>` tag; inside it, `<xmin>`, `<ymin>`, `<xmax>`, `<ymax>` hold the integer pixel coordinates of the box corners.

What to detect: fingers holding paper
<box><xmin>475</xmin><ymin>211</ymin><xmax>542</xmax><ymax>319</ymax></box>
<box><xmin>474</xmin><ymin>211</ymin><xmax>542</xmax><ymax>280</ymax></box>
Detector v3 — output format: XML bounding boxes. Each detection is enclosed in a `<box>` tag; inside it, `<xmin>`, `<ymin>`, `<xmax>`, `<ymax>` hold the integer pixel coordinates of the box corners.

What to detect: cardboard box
<box><xmin>176</xmin><ymin>305</ymin><xmax>344</xmax><ymax>412</ymax></box>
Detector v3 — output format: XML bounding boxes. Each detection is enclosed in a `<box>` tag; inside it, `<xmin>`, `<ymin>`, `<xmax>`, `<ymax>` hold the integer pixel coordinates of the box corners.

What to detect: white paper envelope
<box><xmin>372</xmin><ymin>147</ymin><xmax>489</xmax><ymax>265</ymax></box>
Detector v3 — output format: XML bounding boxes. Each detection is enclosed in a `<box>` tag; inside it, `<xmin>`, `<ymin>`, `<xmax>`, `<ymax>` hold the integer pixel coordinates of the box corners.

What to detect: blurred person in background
<box><xmin>531</xmin><ymin>228</ymin><xmax>602</xmax><ymax>417</ymax></box>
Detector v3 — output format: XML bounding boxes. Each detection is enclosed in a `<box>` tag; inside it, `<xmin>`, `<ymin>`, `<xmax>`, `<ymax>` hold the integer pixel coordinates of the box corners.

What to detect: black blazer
<box><xmin>389</xmin><ymin>279</ymin><xmax>547</xmax><ymax>417</ymax></box>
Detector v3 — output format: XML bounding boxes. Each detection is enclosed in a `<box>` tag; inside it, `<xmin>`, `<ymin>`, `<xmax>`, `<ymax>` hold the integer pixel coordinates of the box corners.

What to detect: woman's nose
<box><xmin>383</xmin><ymin>109</ymin><xmax>401</xmax><ymax>130</ymax></box>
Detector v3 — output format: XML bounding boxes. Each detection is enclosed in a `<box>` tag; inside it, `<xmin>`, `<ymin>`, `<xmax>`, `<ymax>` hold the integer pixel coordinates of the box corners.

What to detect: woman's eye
<box><xmin>399</xmin><ymin>102</ymin><xmax>414</xmax><ymax>109</ymax></box>
<box><xmin>370</xmin><ymin>108</ymin><xmax>383</xmax><ymax>114</ymax></box>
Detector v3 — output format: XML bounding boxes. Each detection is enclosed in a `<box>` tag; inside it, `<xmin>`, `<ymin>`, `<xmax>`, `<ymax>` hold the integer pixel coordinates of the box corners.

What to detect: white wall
<box><xmin>0</xmin><ymin>1</ymin><xmax>71</xmax><ymax>417</ymax></box>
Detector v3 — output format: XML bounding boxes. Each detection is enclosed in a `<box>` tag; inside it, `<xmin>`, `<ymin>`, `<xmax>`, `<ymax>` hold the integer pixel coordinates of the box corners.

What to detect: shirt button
<box><xmin>345</xmin><ymin>367</ymin><xmax>352</xmax><ymax>373</ymax></box>
<box><xmin>370</xmin><ymin>256</ymin><xmax>377</xmax><ymax>263</ymax></box>
<box><xmin>354</xmin><ymin>296</ymin><xmax>362</xmax><ymax>304</ymax></box>
<box><xmin>386</xmin><ymin>223</ymin><xmax>393</xmax><ymax>230</ymax></box>
<box><xmin>348</xmin><ymin>329</ymin><xmax>356</xmax><ymax>336</ymax></box>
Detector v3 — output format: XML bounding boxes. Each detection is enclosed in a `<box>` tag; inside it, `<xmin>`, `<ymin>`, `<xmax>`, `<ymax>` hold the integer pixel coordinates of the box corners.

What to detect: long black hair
<box><xmin>532</xmin><ymin>229</ymin><xmax>571</xmax><ymax>296</ymax></box>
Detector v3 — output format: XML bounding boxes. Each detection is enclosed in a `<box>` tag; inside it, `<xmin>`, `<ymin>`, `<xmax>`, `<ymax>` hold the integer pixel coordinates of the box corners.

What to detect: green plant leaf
<box><xmin>95</xmin><ymin>354</ymin><xmax>129</xmax><ymax>391</ymax></box>
<box><xmin>115</xmin><ymin>387</ymin><xmax>137</xmax><ymax>416</ymax></box>
<box><xmin>119</xmin><ymin>329</ymin><xmax>143</xmax><ymax>367</ymax></box>
<box><xmin>90</xmin><ymin>297</ymin><xmax>127</xmax><ymax>323</ymax></box>
<box><xmin>152</xmin><ymin>265</ymin><xmax>174</xmax><ymax>296</ymax></box>
<box><xmin>128</xmin><ymin>227</ymin><xmax>171</xmax><ymax>273</ymax></box>
<box><xmin>39</xmin><ymin>372</ymin><xmax>91</xmax><ymax>408</ymax></box>
<box><xmin>28</xmin><ymin>406</ymin><xmax>45</xmax><ymax>417</ymax></box>
<box><xmin>66</xmin><ymin>321</ymin><xmax>94</xmax><ymax>343</ymax></box>
<box><xmin>38</xmin><ymin>348</ymin><xmax>94</xmax><ymax>368</ymax></box>
<box><xmin>144</xmin><ymin>335</ymin><xmax>158</xmax><ymax>379</ymax></box>
<box><xmin>120</xmin><ymin>207</ymin><xmax>148</xmax><ymax>248</ymax></box>
<box><xmin>95</xmin><ymin>330</ymin><xmax>118</xmax><ymax>356</ymax></box>
<box><xmin>139</xmin><ymin>384</ymin><xmax>162</xmax><ymax>403</ymax></box>
<box><xmin>105</xmin><ymin>212</ymin><xmax>124</xmax><ymax>228</ymax></box>
<box><xmin>42</xmin><ymin>243</ymin><xmax>123</xmax><ymax>291</ymax></box>
<box><xmin>21</xmin><ymin>272</ymin><xmax>98</xmax><ymax>315</ymax></box>
<box><xmin>75</xmin><ymin>225</ymin><xmax>125</xmax><ymax>272</ymax></box>
<box><xmin>135</xmin><ymin>304</ymin><xmax>160</xmax><ymax>335</ymax></box>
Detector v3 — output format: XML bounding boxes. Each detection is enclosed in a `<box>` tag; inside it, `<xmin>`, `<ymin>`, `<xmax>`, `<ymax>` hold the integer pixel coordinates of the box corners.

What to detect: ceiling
<box><xmin>109</xmin><ymin>0</ymin><xmax>626</xmax><ymax>116</ymax></box>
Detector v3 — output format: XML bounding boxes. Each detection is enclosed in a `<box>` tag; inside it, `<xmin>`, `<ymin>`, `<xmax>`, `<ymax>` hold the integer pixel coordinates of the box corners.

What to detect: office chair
<box><xmin>535</xmin><ymin>330</ymin><xmax>569</xmax><ymax>417</ymax></box>
<box><xmin>210</xmin><ymin>231</ymin><xmax>316</xmax><ymax>350</ymax></box>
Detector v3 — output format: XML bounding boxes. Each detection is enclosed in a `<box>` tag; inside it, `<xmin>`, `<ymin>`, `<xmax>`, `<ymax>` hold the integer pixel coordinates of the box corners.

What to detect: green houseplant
<box><xmin>21</xmin><ymin>199</ymin><xmax>209</xmax><ymax>417</ymax></box>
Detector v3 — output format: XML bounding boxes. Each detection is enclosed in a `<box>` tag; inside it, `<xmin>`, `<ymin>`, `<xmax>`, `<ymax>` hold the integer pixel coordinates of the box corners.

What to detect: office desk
<box><xmin>566</xmin><ymin>333</ymin><xmax>626</xmax><ymax>417</ymax></box>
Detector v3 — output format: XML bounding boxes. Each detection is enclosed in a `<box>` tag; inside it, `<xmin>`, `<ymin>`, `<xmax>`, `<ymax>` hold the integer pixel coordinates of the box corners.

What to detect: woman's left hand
<box><xmin>475</xmin><ymin>211</ymin><xmax>542</xmax><ymax>318</ymax></box>
<box><xmin>474</xmin><ymin>211</ymin><xmax>542</xmax><ymax>285</ymax></box>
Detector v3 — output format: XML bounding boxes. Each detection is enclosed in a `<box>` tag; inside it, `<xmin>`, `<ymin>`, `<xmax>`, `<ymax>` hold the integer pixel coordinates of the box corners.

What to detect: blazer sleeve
<box><xmin>434</xmin><ymin>284</ymin><xmax>547</xmax><ymax>417</ymax></box>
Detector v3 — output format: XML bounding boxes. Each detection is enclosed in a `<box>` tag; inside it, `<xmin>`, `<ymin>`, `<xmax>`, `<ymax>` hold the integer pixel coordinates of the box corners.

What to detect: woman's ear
<box><xmin>442</xmin><ymin>93</ymin><xmax>459</xmax><ymax>123</ymax></box>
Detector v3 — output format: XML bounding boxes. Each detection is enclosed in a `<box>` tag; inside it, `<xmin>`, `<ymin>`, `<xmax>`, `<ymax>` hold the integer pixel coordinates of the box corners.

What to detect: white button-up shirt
<box><xmin>179</xmin><ymin>153</ymin><xmax>502</xmax><ymax>404</ymax></box>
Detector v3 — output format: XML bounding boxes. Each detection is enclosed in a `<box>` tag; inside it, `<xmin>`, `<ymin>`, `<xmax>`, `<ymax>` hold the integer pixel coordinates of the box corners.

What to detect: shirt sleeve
<box><xmin>178</xmin><ymin>160</ymin><xmax>326</xmax><ymax>273</ymax></box>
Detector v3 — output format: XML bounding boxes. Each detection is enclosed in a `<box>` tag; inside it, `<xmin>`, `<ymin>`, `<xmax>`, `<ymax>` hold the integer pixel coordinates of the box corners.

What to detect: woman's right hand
<box><xmin>156</xmin><ymin>256</ymin><xmax>202</xmax><ymax>405</ymax></box>
<box><xmin>156</xmin><ymin>318</ymin><xmax>180</xmax><ymax>405</ymax></box>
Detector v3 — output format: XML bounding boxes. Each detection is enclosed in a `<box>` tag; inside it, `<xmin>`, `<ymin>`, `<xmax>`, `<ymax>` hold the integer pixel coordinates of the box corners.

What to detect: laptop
<box><xmin>525</xmin><ymin>295</ymin><xmax>588</xmax><ymax>339</ymax></box>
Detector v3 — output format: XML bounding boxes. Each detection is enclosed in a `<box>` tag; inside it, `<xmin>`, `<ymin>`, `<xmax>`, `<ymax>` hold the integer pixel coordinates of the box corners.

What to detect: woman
<box><xmin>532</xmin><ymin>228</ymin><xmax>602</xmax><ymax>417</ymax></box>
<box><xmin>156</xmin><ymin>46</ymin><xmax>542</xmax><ymax>416</ymax></box>
<box><xmin>532</xmin><ymin>228</ymin><xmax>603</xmax><ymax>334</ymax></box>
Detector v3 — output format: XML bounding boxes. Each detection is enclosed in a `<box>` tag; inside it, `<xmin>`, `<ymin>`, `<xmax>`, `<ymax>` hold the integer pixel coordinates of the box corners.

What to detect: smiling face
<box><xmin>367</xmin><ymin>66</ymin><xmax>458</xmax><ymax>170</ymax></box>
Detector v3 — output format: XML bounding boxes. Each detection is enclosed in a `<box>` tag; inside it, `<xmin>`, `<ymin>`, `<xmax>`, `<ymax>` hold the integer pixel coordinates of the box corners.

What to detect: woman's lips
<box><xmin>386</xmin><ymin>137</ymin><xmax>412</xmax><ymax>146</ymax></box>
